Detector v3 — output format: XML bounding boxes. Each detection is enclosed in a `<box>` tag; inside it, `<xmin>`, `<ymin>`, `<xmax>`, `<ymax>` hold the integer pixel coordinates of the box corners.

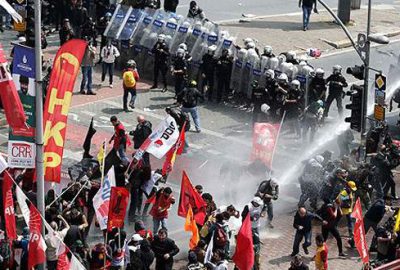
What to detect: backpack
<box><xmin>183</xmin><ymin>89</ymin><xmax>197</xmax><ymax>106</ymax></box>
<box><xmin>123</xmin><ymin>70</ymin><xmax>136</xmax><ymax>88</ymax></box>
<box><xmin>214</xmin><ymin>225</ymin><xmax>228</xmax><ymax>247</ymax></box>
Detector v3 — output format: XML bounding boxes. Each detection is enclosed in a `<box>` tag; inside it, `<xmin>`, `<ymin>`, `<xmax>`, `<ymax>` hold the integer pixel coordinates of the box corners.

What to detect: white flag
<box><xmin>135</xmin><ymin>115</ymin><xmax>179</xmax><ymax>160</ymax></box>
<box><xmin>70</xmin><ymin>253</ymin><xmax>86</xmax><ymax>270</ymax></box>
<box><xmin>93</xmin><ymin>166</ymin><xmax>116</xmax><ymax>230</ymax></box>
<box><xmin>0</xmin><ymin>0</ymin><xmax>22</xmax><ymax>22</ymax></box>
<box><xmin>204</xmin><ymin>232</ymin><xmax>214</xmax><ymax>264</ymax></box>
<box><xmin>16</xmin><ymin>186</ymin><xmax>30</xmax><ymax>225</ymax></box>
<box><xmin>0</xmin><ymin>153</ymin><xmax>8</xmax><ymax>174</ymax></box>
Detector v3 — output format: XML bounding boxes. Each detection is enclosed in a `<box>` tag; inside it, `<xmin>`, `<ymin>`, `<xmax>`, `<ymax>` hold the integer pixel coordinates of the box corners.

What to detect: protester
<box><xmin>59</xmin><ymin>18</ymin><xmax>74</xmax><ymax>45</ymax></box>
<box><xmin>313</xmin><ymin>234</ymin><xmax>328</xmax><ymax>270</ymax></box>
<box><xmin>151</xmin><ymin>228</ymin><xmax>180</xmax><ymax>270</ymax></box>
<box><xmin>130</xmin><ymin>115</ymin><xmax>153</xmax><ymax>166</ymax></box>
<box><xmin>109</xmin><ymin>116</ymin><xmax>130</xmax><ymax>166</ymax></box>
<box><xmin>298</xmin><ymin>0</ymin><xmax>318</xmax><ymax>31</ymax></box>
<box><xmin>179</xmin><ymin>80</ymin><xmax>204</xmax><ymax>133</ymax></box>
<box><xmin>150</xmin><ymin>187</ymin><xmax>176</xmax><ymax>234</ymax></box>
<box><xmin>289</xmin><ymin>254</ymin><xmax>309</xmax><ymax>270</ymax></box>
<box><xmin>187</xmin><ymin>1</ymin><xmax>205</xmax><ymax>20</ymax></box>
<box><xmin>80</xmin><ymin>37</ymin><xmax>97</xmax><ymax>95</ymax></box>
<box><xmin>101</xmin><ymin>40</ymin><xmax>120</xmax><ymax>88</ymax></box>
<box><xmin>45</xmin><ymin>215</ymin><xmax>70</xmax><ymax>270</ymax></box>
<box><xmin>122</xmin><ymin>59</ymin><xmax>140</xmax><ymax>111</ymax></box>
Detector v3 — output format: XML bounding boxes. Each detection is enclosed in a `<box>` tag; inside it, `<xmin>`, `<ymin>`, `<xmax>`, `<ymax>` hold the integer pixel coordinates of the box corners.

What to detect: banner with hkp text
<box><xmin>8</xmin><ymin>44</ymin><xmax>36</xmax><ymax>168</ymax></box>
<box><xmin>43</xmin><ymin>39</ymin><xmax>87</xmax><ymax>182</ymax></box>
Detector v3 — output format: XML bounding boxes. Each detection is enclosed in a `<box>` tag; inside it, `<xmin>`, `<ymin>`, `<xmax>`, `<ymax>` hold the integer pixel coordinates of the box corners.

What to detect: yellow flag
<box><xmin>184</xmin><ymin>206</ymin><xmax>200</xmax><ymax>249</ymax></box>
<box><xmin>394</xmin><ymin>209</ymin><xmax>400</xmax><ymax>233</ymax></box>
<box><xmin>97</xmin><ymin>142</ymin><xmax>105</xmax><ymax>164</ymax></box>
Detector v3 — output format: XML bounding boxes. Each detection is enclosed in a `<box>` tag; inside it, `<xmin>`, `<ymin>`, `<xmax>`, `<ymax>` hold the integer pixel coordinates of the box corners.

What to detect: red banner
<box><xmin>178</xmin><ymin>171</ymin><xmax>207</xmax><ymax>225</ymax></box>
<box><xmin>162</xmin><ymin>122</ymin><xmax>186</xmax><ymax>175</ymax></box>
<box><xmin>43</xmin><ymin>39</ymin><xmax>87</xmax><ymax>182</ymax></box>
<box><xmin>107</xmin><ymin>187</ymin><xmax>130</xmax><ymax>231</ymax></box>
<box><xmin>232</xmin><ymin>213</ymin><xmax>254</xmax><ymax>270</ymax></box>
<box><xmin>28</xmin><ymin>204</ymin><xmax>46</xmax><ymax>270</ymax></box>
<box><xmin>352</xmin><ymin>198</ymin><xmax>369</xmax><ymax>263</ymax></box>
<box><xmin>0</xmin><ymin>43</ymin><xmax>26</xmax><ymax>131</ymax></box>
<box><xmin>3</xmin><ymin>171</ymin><xmax>16</xmax><ymax>240</ymax></box>
<box><xmin>250</xmin><ymin>123</ymin><xmax>280</xmax><ymax>168</ymax></box>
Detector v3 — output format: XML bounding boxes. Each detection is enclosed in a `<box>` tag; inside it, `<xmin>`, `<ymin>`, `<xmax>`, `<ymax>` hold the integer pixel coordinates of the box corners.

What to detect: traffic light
<box><xmin>346</xmin><ymin>65</ymin><xmax>365</xmax><ymax>80</ymax></box>
<box><xmin>344</xmin><ymin>84</ymin><xmax>363</xmax><ymax>132</ymax></box>
<box><xmin>25</xmin><ymin>0</ymin><xmax>35</xmax><ymax>47</ymax></box>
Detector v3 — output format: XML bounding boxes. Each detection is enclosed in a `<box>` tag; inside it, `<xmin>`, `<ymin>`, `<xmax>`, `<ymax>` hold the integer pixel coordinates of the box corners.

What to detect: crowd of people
<box><xmin>2</xmin><ymin>0</ymin><xmax>400</xmax><ymax>270</ymax></box>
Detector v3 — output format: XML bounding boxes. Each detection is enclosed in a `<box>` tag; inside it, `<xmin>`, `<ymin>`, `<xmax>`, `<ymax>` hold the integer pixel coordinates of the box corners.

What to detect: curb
<box><xmin>321</xmin><ymin>29</ymin><xmax>400</xmax><ymax>49</ymax></box>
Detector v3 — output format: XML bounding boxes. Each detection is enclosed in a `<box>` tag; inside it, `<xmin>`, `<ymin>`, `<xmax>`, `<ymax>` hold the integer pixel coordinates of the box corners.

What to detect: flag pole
<box><xmin>270</xmin><ymin>111</ymin><xmax>286</xmax><ymax>172</ymax></box>
<box><xmin>34</xmin><ymin>0</ymin><xmax>45</xmax><ymax>268</ymax></box>
<box><xmin>101</xmin><ymin>139</ymin><xmax>106</xmax><ymax>185</ymax></box>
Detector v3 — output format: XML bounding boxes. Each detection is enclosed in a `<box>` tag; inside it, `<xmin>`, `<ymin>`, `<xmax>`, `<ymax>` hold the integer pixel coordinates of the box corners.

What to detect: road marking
<box><xmin>102</xmin><ymin>99</ymin><xmax>251</xmax><ymax>147</ymax></box>
<box><xmin>81</xmin><ymin>110</ymin><xmax>96</xmax><ymax>117</ymax></box>
<box><xmin>198</xmin><ymin>160</ymin><xmax>208</xmax><ymax>169</ymax></box>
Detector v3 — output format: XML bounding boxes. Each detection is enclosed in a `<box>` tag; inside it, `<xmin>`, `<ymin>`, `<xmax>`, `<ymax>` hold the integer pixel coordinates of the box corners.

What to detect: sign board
<box><xmin>375</xmin><ymin>74</ymin><xmax>386</xmax><ymax>91</ymax></box>
<box><xmin>8</xmin><ymin>141</ymin><xmax>36</xmax><ymax>168</ymax></box>
<box><xmin>375</xmin><ymin>90</ymin><xmax>386</xmax><ymax>106</ymax></box>
<box><xmin>374</xmin><ymin>104</ymin><xmax>385</xmax><ymax>121</ymax></box>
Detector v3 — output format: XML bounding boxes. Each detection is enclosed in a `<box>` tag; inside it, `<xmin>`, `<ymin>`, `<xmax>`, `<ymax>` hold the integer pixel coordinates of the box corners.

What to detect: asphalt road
<box><xmin>177</xmin><ymin>0</ymin><xmax>397</xmax><ymax>22</ymax></box>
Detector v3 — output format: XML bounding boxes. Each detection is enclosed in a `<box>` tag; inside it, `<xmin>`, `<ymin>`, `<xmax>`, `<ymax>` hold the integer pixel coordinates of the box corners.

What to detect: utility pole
<box><xmin>318</xmin><ymin>0</ymin><xmax>388</xmax><ymax>158</ymax></box>
<box><xmin>34</xmin><ymin>0</ymin><xmax>45</xmax><ymax>268</ymax></box>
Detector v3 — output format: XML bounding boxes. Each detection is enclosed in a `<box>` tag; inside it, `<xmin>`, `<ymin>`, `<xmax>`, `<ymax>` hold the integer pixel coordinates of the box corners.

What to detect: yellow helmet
<box><xmin>347</xmin><ymin>181</ymin><xmax>357</xmax><ymax>191</ymax></box>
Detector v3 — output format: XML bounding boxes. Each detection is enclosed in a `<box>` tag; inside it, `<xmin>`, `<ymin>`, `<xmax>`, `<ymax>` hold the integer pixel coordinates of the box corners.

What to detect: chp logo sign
<box><xmin>8</xmin><ymin>141</ymin><xmax>35</xmax><ymax>168</ymax></box>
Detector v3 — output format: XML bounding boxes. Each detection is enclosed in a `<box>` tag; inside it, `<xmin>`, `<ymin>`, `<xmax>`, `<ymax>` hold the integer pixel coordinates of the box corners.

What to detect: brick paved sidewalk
<box><xmin>222</xmin><ymin>4</ymin><xmax>400</xmax><ymax>55</ymax></box>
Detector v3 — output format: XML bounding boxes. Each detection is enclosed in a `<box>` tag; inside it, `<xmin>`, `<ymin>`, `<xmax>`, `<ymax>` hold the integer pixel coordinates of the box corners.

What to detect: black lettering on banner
<box><xmin>112</xmin><ymin>194</ymin><xmax>123</xmax><ymax>214</ymax></box>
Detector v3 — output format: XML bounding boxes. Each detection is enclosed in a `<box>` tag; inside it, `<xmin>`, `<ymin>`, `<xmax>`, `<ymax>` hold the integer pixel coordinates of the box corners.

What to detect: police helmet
<box><xmin>333</xmin><ymin>65</ymin><xmax>342</xmax><ymax>74</ymax></box>
<box><xmin>315</xmin><ymin>155</ymin><xmax>324</xmax><ymax>164</ymax></box>
<box><xmin>347</xmin><ymin>181</ymin><xmax>357</xmax><ymax>191</ymax></box>
<box><xmin>243</xmin><ymin>37</ymin><xmax>253</xmax><ymax>46</ymax></box>
<box><xmin>178</xmin><ymin>43</ymin><xmax>187</xmax><ymax>51</ymax></box>
<box><xmin>287</xmin><ymin>51</ymin><xmax>297</xmax><ymax>61</ymax></box>
<box><xmin>265</xmin><ymin>69</ymin><xmax>275</xmax><ymax>78</ymax></box>
<box><xmin>157</xmin><ymin>34</ymin><xmax>166</xmax><ymax>42</ymax></box>
<box><xmin>317</xmin><ymin>100</ymin><xmax>324</xmax><ymax>107</ymax></box>
<box><xmin>264</xmin><ymin>45</ymin><xmax>273</xmax><ymax>55</ymax></box>
<box><xmin>176</xmin><ymin>48</ymin><xmax>185</xmax><ymax>57</ymax></box>
<box><xmin>208</xmin><ymin>45</ymin><xmax>217</xmax><ymax>54</ymax></box>
<box><xmin>277</xmin><ymin>73</ymin><xmax>288</xmax><ymax>83</ymax></box>
<box><xmin>251</xmin><ymin>196</ymin><xmax>264</xmax><ymax>207</ymax></box>
<box><xmin>315</xmin><ymin>68</ymin><xmax>325</xmax><ymax>78</ymax></box>
<box><xmin>247</xmin><ymin>42</ymin><xmax>256</xmax><ymax>49</ymax></box>
<box><xmin>291</xmin><ymin>79</ymin><xmax>301</xmax><ymax>88</ymax></box>
<box><xmin>105</xmin><ymin>12</ymin><xmax>112</xmax><ymax>18</ymax></box>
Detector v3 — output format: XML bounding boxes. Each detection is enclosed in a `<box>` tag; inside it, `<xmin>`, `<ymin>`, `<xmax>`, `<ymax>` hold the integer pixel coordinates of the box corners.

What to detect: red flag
<box><xmin>107</xmin><ymin>187</ymin><xmax>130</xmax><ymax>231</ymax></box>
<box><xmin>43</xmin><ymin>39</ymin><xmax>87</xmax><ymax>183</ymax></box>
<box><xmin>162</xmin><ymin>122</ymin><xmax>186</xmax><ymax>175</ymax></box>
<box><xmin>28</xmin><ymin>204</ymin><xmax>46</xmax><ymax>270</ymax></box>
<box><xmin>56</xmin><ymin>251</ymin><xmax>70</xmax><ymax>270</ymax></box>
<box><xmin>352</xmin><ymin>198</ymin><xmax>369</xmax><ymax>263</ymax></box>
<box><xmin>250</xmin><ymin>123</ymin><xmax>280</xmax><ymax>169</ymax></box>
<box><xmin>232</xmin><ymin>214</ymin><xmax>254</xmax><ymax>270</ymax></box>
<box><xmin>0</xmin><ymin>43</ymin><xmax>26</xmax><ymax>130</ymax></box>
<box><xmin>3</xmin><ymin>171</ymin><xmax>17</xmax><ymax>240</ymax></box>
<box><xmin>177</xmin><ymin>171</ymin><xmax>207</xmax><ymax>225</ymax></box>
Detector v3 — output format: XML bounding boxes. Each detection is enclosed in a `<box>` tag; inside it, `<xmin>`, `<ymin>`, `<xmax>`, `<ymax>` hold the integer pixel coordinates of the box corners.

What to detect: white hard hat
<box><xmin>208</xmin><ymin>45</ymin><xmax>217</xmax><ymax>52</ymax></box>
<box><xmin>176</xmin><ymin>48</ymin><xmax>185</xmax><ymax>56</ymax></box>
<box><xmin>333</xmin><ymin>65</ymin><xmax>342</xmax><ymax>72</ymax></box>
<box><xmin>178</xmin><ymin>43</ymin><xmax>187</xmax><ymax>51</ymax></box>
<box><xmin>265</xmin><ymin>69</ymin><xmax>275</xmax><ymax>78</ymax></box>
<box><xmin>243</xmin><ymin>37</ymin><xmax>253</xmax><ymax>45</ymax></box>
<box><xmin>264</xmin><ymin>45</ymin><xmax>273</xmax><ymax>54</ymax></box>
<box><xmin>252</xmin><ymin>196</ymin><xmax>264</xmax><ymax>206</ymax></box>
<box><xmin>316</xmin><ymin>68</ymin><xmax>324</xmax><ymax>75</ymax></box>
<box><xmin>291</xmin><ymin>79</ymin><xmax>300</xmax><ymax>87</ymax></box>
<box><xmin>18</xmin><ymin>36</ymin><xmax>26</xmax><ymax>43</ymax></box>
<box><xmin>315</xmin><ymin>155</ymin><xmax>324</xmax><ymax>164</ymax></box>
<box><xmin>158</xmin><ymin>34</ymin><xmax>166</xmax><ymax>41</ymax></box>
<box><xmin>277</xmin><ymin>73</ymin><xmax>288</xmax><ymax>83</ymax></box>
<box><xmin>247</xmin><ymin>42</ymin><xmax>255</xmax><ymax>49</ymax></box>
<box><xmin>261</xmin><ymin>103</ymin><xmax>270</xmax><ymax>113</ymax></box>
<box><xmin>131</xmin><ymin>234</ymin><xmax>143</xmax><ymax>242</ymax></box>
<box><xmin>287</xmin><ymin>51</ymin><xmax>297</xmax><ymax>60</ymax></box>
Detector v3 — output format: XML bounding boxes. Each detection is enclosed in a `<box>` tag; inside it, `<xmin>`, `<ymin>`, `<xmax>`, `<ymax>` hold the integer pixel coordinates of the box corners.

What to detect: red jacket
<box><xmin>150</xmin><ymin>193</ymin><xmax>175</xmax><ymax>219</ymax></box>
<box><xmin>113</xmin><ymin>122</ymin><xmax>131</xmax><ymax>150</ymax></box>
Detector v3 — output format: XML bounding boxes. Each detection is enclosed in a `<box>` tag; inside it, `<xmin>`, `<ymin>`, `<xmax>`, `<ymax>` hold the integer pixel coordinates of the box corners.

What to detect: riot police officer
<box><xmin>261</xmin><ymin>45</ymin><xmax>275</xmax><ymax>58</ymax></box>
<box><xmin>216</xmin><ymin>48</ymin><xmax>233</xmax><ymax>103</ymax></box>
<box><xmin>275</xmin><ymin>73</ymin><xmax>290</xmax><ymax>118</ymax></box>
<box><xmin>200</xmin><ymin>45</ymin><xmax>217</xmax><ymax>101</ymax></box>
<box><xmin>151</xmin><ymin>34</ymin><xmax>170</xmax><ymax>92</ymax></box>
<box><xmin>324</xmin><ymin>65</ymin><xmax>348</xmax><ymax>118</ymax></box>
<box><xmin>251</xmin><ymin>80</ymin><xmax>268</xmax><ymax>124</ymax></box>
<box><xmin>285</xmin><ymin>80</ymin><xmax>304</xmax><ymax>137</ymax></box>
<box><xmin>171</xmin><ymin>48</ymin><xmax>188</xmax><ymax>103</ymax></box>
<box><xmin>309</xmin><ymin>68</ymin><xmax>326</xmax><ymax>103</ymax></box>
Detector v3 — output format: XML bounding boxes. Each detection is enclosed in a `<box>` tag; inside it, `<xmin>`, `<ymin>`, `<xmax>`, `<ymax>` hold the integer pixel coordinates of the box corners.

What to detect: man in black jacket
<box><xmin>216</xmin><ymin>49</ymin><xmax>233</xmax><ymax>103</ymax></box>
<box><xmin>130</xmin><ymin>115</ymin><xmax>152</xmax><ymax>166</ymax></box>
<box><xmin>200</xmin><ymin>45</ymin><xmax>217</xmax><ymax>101</ymax></box>
<box><xmin>151</xmin><ymin>228</ymin><xmax>179</xmax><ymax>270</ymax></box>
<box><xmin>291</xmin><ymin>207</ymin><xmax>326</xmax><ymax>256</ymax></box>
<box><xmin>324</xmin><ymin>65</ymin><xmax>348</xmax><ymax>118</ymax></box>
<box><xmin>151</xmin><ymin>34</ymin><xmax>170</xmax><ymax>92</ymax></box>
<box><xmin>179</xmin><ymin>80</ymin><xmax>204</xmax><ymax>133</ymax></box>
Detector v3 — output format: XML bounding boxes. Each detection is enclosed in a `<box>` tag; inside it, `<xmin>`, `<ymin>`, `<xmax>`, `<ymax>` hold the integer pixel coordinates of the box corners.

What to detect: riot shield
<box><xmin>104</xmin><ymin>5</ymin><xmax>131</xmax><ymax>39</ymax></box>
<box><xmin>242</xmin><ymin>49</ymin><xmax>260</xmax><ymax>99</ymax></box>
<box><xmin>170</xmin><ymin>18</ymin><xmax>193</xmax><ymax>54</ymax></box>
<box><xmin>164</xmin><ymin>16</ymin><xmax>181</xmax><ymax>48</ymax></box>
<box><xmin>118</xmin><ymin>8</ymin><xmax>145</xmax><ymax>41</ymax></box>
<box><xmin>230</xmin><ymin>48</ymin><xmax>248</xmax><ymax>94</ymax></box>
<box><xmin>131</xmin><ymin>8</ymin><xmax>157</xmax><ymax>47</ymax></box>
<box><xmin>250</xmin><ymin>57</ymin><xmax>262</xmax><ymax>94</ymax></box>
<box><xmin>215</xmin><ymin>31</ymin><xmax>236</xmax><ymax>58</ymax></box>
<box><xmin>185</xmin><ymin>20</ymin><xmax>203</xmax><ymax>54</ymax></box>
